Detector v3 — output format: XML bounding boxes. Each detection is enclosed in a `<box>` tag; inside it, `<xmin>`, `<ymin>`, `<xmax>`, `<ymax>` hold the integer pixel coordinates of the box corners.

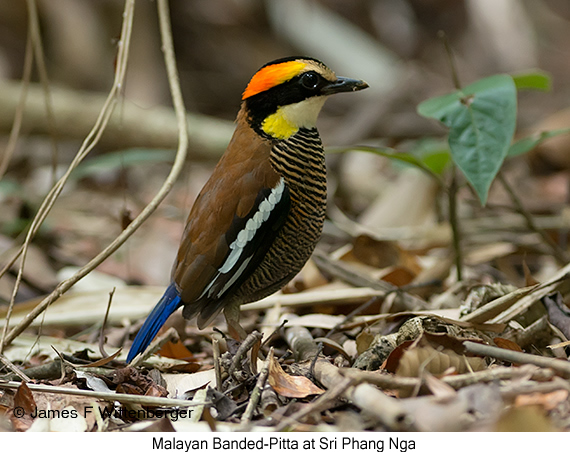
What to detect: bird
<box><xmin>126</xmin><ymin>56</ymin><xmax>368</xmax><ymax>362</ymax></box>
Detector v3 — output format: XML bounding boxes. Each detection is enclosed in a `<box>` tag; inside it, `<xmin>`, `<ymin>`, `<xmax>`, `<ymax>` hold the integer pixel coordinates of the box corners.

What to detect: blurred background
<box><xmin>1</xmin><ymin>0</ymin><xmax>570</xmax><ymax>305</ymax></box>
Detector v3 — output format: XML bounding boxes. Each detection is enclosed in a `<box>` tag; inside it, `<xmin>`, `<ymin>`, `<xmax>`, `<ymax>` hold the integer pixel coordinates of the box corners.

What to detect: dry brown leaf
<box><xmin>395</xmin><ymin>345</ymin><xmax>486</xmax><ymax>378</ymax></box>
<box><xmin>13</xmin><ymin>381</ymin><xmax>36</xmax><ymax>414</ymax></box>
<box><xmin>268</xmin><ymin>358</ymin><xmax>324</xmax><ymax>398</ymax></box>
<box><xmin>494</xmin><ymin>337</ymin><xmax>524</xmax><ymax>352</ymax></box>
<box><xmin>83</xmin><ymin>348</ymin><xmax>122</xmax><ymax>367</ymax></box>
<box><xmin>379</xmin><ymin>266</ymin><xmax>416</xmax><ymax>287</ymax></box>
<box><xmin>385</xmin><ymin>334</ymin><xmax>487</xmax><ymax>379</ymax></box>
<box><xmin>10</xmin><ymin>382</ymin><xmax>36</xmax><ymax>432</ymax></box>
<box><xmin>522</xmin><ymin>260</ymin><xmax>539</xmax><ymax>286</ymax></box>
<box><xmin>112</xmin><ymin>367</ymin><xmax>168</xmax><ymax>398</ymax></box>
<box><xmin>158</xmin><ymin>340</ymin><xmax>194</xmax><ymax>361</ymax></box>
<box><xmin>350</xmin><ymin>235</ymin><xmax>402</xmax><ymax>268</ymax></box>
<box><xmin>356</xmin><ymin>329</ymin><xmax>374</xmax><ymax>355</ymax></box>
<box><xmin>11</xmin><ymin>384</ymin><xmax>97</xmax><ymax>432</ymax></box>
<box><xmin>250</xmin><ymin>335</ymin><xmax>263</xmax><ymax>375</ymax></box>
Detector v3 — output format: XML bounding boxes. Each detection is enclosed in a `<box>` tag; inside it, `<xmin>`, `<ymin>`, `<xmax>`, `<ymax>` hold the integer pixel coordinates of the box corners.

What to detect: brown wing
<box><xmin>172</xmin><ymin>107</ymin><xmax>284</xmax><ymax>321</ymax></box>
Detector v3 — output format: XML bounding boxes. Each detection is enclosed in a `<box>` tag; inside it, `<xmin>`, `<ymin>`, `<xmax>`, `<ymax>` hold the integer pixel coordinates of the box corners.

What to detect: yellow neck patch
<box><xmin>243</xmin><ymin>61</ymin><xmax>306</xmax><ymax>100</ymax></box>
<box><xmin>261</xmin><ymin>96</ymin><xmax>327</xmax><ymax>139</ymax></box>
<box><xmin>261</xmin><ymin>109</ymin><xmax>298</xmax><ymax>140</ymax></box>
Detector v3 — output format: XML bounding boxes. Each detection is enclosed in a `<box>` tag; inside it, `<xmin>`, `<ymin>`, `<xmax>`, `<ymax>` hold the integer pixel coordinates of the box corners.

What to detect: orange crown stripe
<box><xmin>242</xmin><ymin>61</ymin><xmax>306</xmax><ymax>100</ymax></box>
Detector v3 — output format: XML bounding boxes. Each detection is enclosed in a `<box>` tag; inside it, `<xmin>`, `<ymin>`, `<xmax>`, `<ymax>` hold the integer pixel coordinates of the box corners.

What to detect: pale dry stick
<box><xmin>26</xmin><ymin>0</ymin><xmax>59</xmax><ymax>180</ymax></box>
<box><xmin>340</xmin><ymin>364</ymin><xmax>555</xmax><ymax>392</ymax></box>
<box><xmin>0</xmin><ymin>29</ymin><xmax>33</xmax><ymax>180</ymax></box>
<box><xmin>241</xmin><ymin>348</ymin><xmax>274</xmax><ymax>425</ymax></box>
<box><xmin>0</xmin><ymin>0</ymin><xmax>136</xmax><ymax>353</ymax></box>
<box><xmin>499</xmin><ymin>378</ymin><xmax>570</xmax><ymax>401</ymax></box>
<box><xmin>1</xmin><ymin>0</ymin><xmax>189</xmax><ymax>350</ymax></box>
<box><xmin>0</xmin><ymin>381</ymin><xmax>208</xmax><ymax>408</ymax></box>
<box><xmin>463</xmin><ymin>341</ymin><xmax>570</xmax><ymax>378</ymax></box>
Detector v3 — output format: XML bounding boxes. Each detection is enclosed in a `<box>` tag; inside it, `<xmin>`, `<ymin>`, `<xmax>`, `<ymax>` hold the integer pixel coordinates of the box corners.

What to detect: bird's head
<box><xmin>241</xmin><ymin>56</ymin><xmax>368</xmax><ymax>140</ymax></box>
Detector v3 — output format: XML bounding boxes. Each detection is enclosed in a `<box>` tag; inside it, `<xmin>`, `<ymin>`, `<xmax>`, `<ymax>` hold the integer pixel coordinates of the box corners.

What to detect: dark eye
<box><xmin>300</xmin><ymin>72</ymin><xmax>320</xmax><ymax>90</ymax></box>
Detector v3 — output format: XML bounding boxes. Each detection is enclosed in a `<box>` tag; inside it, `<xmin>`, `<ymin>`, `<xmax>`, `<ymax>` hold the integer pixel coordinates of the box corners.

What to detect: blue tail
<box><xmin>127</xmin><ymin>283</ymin><xmax>182</xmax><ymax>363</ymax></box>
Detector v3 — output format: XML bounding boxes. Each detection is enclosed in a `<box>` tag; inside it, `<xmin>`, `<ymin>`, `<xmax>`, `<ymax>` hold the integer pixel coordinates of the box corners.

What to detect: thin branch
<box><xmin>26</xmin><ymin>0</ymin><xmax>59</xmax><ymax>182</ymax></box>
<box><xmin>1</xmin><ymin>0</ymin><xmax>189</xmax><ymax>350</ymax></box>
<box><xmin>0</xmin><ymin>29</ymin><xmax>35</xmax><ymax>348</ymax></box>
<box><xmin>438</xmin><ymin>30</ymin><xmax>464</xmax><ymax>281</ymax></box>
<box><xmin>448</xmin><ymin>168</ymin><xmax>463</xmax><ymax>280</ymax></box>
<box><xmin>0</xmin><ymin>381</ymin><xmax>208</xmax><ymax>408</ymax></box>
<box><xmin>0</xmin><ymin>28</ymin><xmax>33</xmax><ymax>180</ymax></box>
<box><xmin>438</xmin><ymin>30</ymin><xmax>462</xmax><ymax>91</ymax></box>
<box><xmin>463</xmin><ymin>340</ymin><xmax>570</xmax><ymax>378</ymax></box>
<box><xmin>98</xmin><ymin>288</ymin><xmax>116</xmax><ymax>359</ymax></box>
<box><xmin>0</xmin><ymin>353</ymin><xmax>32</xmax><ymax>383</ymax></box>
<box><xmin>340</xmin><ymin>364</ymin><xmax>555</xmax><ymax>391</ymax></box>
<box><xmin>0</xmin><ymin>0</ymin><xmax>137</xmax><ymax>352</ymax></box>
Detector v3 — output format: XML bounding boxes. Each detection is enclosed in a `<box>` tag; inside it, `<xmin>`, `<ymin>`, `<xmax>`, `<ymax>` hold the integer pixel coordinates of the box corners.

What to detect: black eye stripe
<box><xmin>245</xmin><ymin>70</ymin><xmax>328</xmax><ymax>136</ymax></box>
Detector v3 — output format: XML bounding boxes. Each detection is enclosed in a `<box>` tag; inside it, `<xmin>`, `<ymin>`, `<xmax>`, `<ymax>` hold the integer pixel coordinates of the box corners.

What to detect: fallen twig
<box><xmin>98</xmin><ymin>288</ymin><xmax>116</xmax><ymax>359</ymax></box>
<box><xmin>340</xmin><ymin>364</ymin><xmax>555</xmax><ymax>392</ymax></box>
<box><xmin>241</xmin><ymin>348</ymin><xmax>274</xmax><ymax>425</ymax></box>
<box><xmin>463</xmin><ymin>341</ymin><xmax>570</xmax><ymax>378</ymax></box>
<box><xmin>0</xmin><ymin>380</ymin><xmax>208</xmax><ymax>408</ymax></box>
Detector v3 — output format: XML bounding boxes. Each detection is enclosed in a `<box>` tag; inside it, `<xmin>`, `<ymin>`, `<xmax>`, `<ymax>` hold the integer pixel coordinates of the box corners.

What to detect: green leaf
<box><xmin>409</xmin><ymin>139</ymin><xmax>451</xmax><ymax>175</ymax></box>
<box><xmin>328</xmin><ymin>145</ymin><xmax>444</xmax><ymax>186</ymax></box>
<box><xmin>511</xmin><ymin>70</ymin><xmax>551</xmax><ymax>91</ymax></box>
<box><xmin>508</xmin><ymin>128</ymin><xmax>570</xmax><ymax>157</ymax></box>
<box><xmin>417</xmin><ymin>74</ymin><xmax>517</xmax><ymax>204</ymax></box>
